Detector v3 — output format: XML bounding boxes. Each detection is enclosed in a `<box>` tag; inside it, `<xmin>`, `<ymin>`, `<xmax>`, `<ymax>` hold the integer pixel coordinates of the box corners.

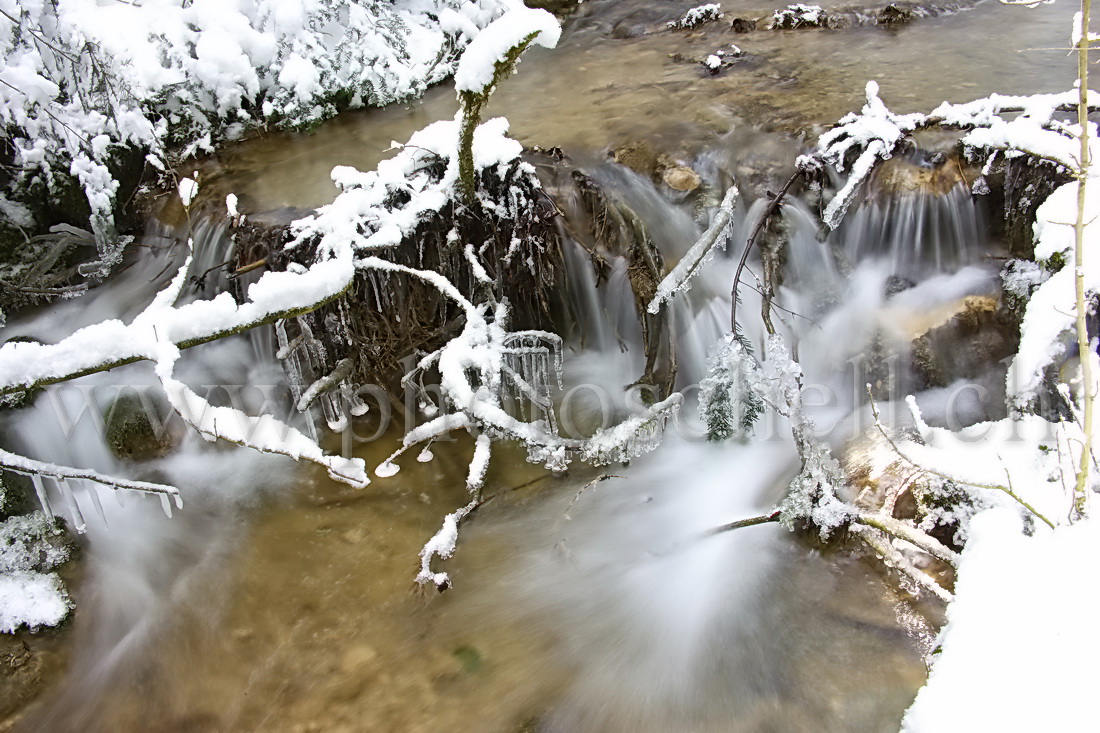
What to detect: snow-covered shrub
<box><xmin>0</xmin><ymin>511</ymin><xmax>72</xmax><ymax>633</ymax></box>
<box><xmin>0</xmin><ymin>0</ymin><xmax>516</xmax><ymax>278</ymax></box>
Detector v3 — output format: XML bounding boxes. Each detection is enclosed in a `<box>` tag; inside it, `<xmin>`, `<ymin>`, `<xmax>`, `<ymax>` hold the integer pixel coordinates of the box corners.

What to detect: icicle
<box><xmin>85</xmin><ymin>482</ymin><xmax>108</xmax><ymax>529</ymax></box>
<box><xmin>346</xmin><ymin>385</ymin><xmax>370</xmax><ymax>417</ymax></box>
<box><xmin>113</xmin><ymin>486</ymin><xmax>126</xmax><ymax>507</ymax></box>
<box><xmin>323</xmin><ymin>391</ymin><xmax>348</xmax><ymax>433</ymax></box>
<box><xmin>56</xmin><ymin>477</ymin><xmax>86</xmax><ymax>533</ymax></box>
<box><xmin>369</xmin><ymin>271</ymin><xmax>383</xmax><ymax>311</ymax></box>
<box><xmin>30</xmin><ymin>474</ymin><xmax>55</xmax><ymax>528</ymax></box>
<box><xmin>159</xmin><ymin>493</ymin><xmax>173</xmax><ymax>519</ymax></box>
<box><xmin>174</xmin><ymin>492</ymin><xmax>183</xmax><ymax>510</ymax></box>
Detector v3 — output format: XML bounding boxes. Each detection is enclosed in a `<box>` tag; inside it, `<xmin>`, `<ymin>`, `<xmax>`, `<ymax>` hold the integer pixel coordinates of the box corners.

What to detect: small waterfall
<box><xmin>492</xmin><ymin>161</ymin><xmax>1000</xmax><ymax>731</ymax></box>
<box><xmin>2</xmin><ymin>149</ymin><xmax>1000</xmax><ymax>732</ymax></box>
<box><xmin>835</xmin><ymin>183</ymin><xmax>987</xmax><ymax>280</ymax></box>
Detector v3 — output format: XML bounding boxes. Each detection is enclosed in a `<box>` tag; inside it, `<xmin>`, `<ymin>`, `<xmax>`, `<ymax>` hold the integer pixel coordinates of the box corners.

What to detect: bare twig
<box><xmin>702</xmin><ymin>509</ymin><xmax>782</xmax><ymax>537</ymax></box>
<box><xmin>731</xmin><ymin>171</ymin><xmax>804</xmax><ymax>332</ymax></box>
<box><xmin>865</xmin><ymin>386</ymin><xmax>1056</xmax><ymax>530</ymax></box>
<box><xmin>563</xmin><ymin>474</ymin><xmax>625</xmax><ymax>520</ymax></box>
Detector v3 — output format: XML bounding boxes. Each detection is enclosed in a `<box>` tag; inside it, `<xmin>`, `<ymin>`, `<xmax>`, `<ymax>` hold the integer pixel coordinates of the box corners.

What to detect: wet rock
<box><xmin>772</xmin><ymin>4</ymin><xmax>828</xmax><ymax>29</ymax></box>
<box><xmin>911</xmin><ymin>335</ymin><xmax>945</xmax><ymax>388</ymax></box>
<box><xmin>103</xmin><ymin>391</ymin><xmax>178</xmax><ymax>461</ymax></box>
<box><xmin>612</xmin><ymin>140</ymin><xmax>660</xmax><ymax>178</ymax></box>
<box><xmin>872</xmin><ymin>155</ymin><xmax>968</xmax><ymax>197</ymax></box>
<box><xmin>878</xmin><ymin>4</ymin><xmax>916</xmax><ymax>24</ymax></box>
<box><xmin>0</xmin><ymin>639</ymin><xmax>43</xmax><ymax>720</ymax></box>
<box><xmin>608</xmin><ymin>8</ymin><xmax>670</xmax><ymax>39</ymax></box>
<box><xmin>998</xmin><ymin>155</ymin><xmax>1073</xmax><ymax>259</ymax></box>
<box><xmin>662</xmin><ymin>166</ymin><xmax>702</xmax><ymax>192</ymax></box>
<box><xmin>911</xmin><ymin>295</ymin><xmax>1016</xmax><ymax>389</ymax></box>
<box><xmin>729</xmin><ymin>17</ymin><xmax>758</xmax><ymax>32</ymax></box>
<box><xmin>885</xmin><ymin>275</ymin><xmax>916</xmax><ymax>296</ymax></box>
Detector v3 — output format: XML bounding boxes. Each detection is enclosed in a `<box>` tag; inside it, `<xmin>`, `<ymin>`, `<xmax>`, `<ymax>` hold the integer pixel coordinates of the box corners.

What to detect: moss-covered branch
<box><xmin>457</xmin><ymin>31</ymin><xmax>541</xmax><ymax>202</ymax></box>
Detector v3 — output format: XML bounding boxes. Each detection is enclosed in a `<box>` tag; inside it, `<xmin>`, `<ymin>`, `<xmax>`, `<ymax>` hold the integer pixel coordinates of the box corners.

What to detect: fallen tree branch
<box><xmin>0</xmin><ymin>448</ymin><xmax>179</xmax><ymax>498</ymax></box>
<box><xmin>702</xmin><ymin>509</ymin><xmax>782</xmax><ymax>537</ymax></box>
<box><xmin>866</xmin><ymin>386</ymin><xmax>1056</xmax><ymax>530</ymax></box>
<box><xmin>648</xmin><ymin>184</ymin><xmax>739</xmax><ymax>314</ymax></box>
<box><xmin>853</xmin><ymin>510</ymin><xmax>960</xmax><ymax>567</ymax></box>
<box><xmin>851</xmin><ymin>523</ymin><xmax>953</xmax><ymax>602</ymax></box>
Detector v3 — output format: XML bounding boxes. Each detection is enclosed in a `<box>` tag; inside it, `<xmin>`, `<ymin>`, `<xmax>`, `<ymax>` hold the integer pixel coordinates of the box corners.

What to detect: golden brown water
<box><xmin>6</xmin><ymin>1</ymin><xmax>1068</xmax><ymax>729</ymax></box>
<box><xmin>16</xmin><ymin>434</ymin><xmax>934</xmax><ymax>733</ymax></box>
<box><xmin>198</xmin><ymin>0</ymin><xmax>1076</xmax><ymax>212</ymax></box>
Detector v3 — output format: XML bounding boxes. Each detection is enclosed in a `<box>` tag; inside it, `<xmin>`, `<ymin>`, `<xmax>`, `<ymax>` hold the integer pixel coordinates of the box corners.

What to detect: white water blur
<box><xmin>5</xmin><ymin>220</ymin><xmax>299</xmax><ymax>732</ymax></box>
<box><xmin>1</xmin><ymin>157</ymin><xmax>999</xmax><ymax>731</ymax></box>
<box><xmin>484</xmin><ymin>166</ymin><xmax>999</xmax><ymax>731</ymax></box>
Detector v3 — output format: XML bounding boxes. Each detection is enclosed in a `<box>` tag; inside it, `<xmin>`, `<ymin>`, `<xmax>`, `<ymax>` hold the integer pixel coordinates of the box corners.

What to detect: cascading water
<box><xmin>449</xmin><ymin>163</ymin><xmax>999</xmax><ymax>732</ymax></box>
<box><xmin>1</xmin><ymin>151</ymin><xmax>1004</xmax><ymax>732</ymax></box>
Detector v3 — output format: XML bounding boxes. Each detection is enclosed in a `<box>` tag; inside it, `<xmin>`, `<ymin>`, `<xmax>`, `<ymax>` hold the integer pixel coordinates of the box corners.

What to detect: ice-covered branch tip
<box><xmin>0</xmin><ymin>449</ymin><xmax>178</xmax><ymax>499</ymax></box>
<box><xmin>798</xmin><ymin>81</ymin><xmax>924</xmax><ymax>229</ymax></box>
<box><xmin>416</xmin><ymin>499</ymin><xmax>478</xmax><ymax>589</ymax></box>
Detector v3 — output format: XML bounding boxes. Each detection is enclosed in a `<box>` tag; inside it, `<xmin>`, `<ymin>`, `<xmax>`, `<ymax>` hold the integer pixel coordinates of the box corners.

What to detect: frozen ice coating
<box><xmin>0</xmin><ymin>512</ymin><xmax>72</xmax><ymax>632</ymax></box>
<box><xmin>453</xmin><ymin>7</ymin><xmax>561</xmax><ymax>94</ymax></box>
<box><xmin>648</xmin><ymin>185</ymin><xmax>739</xmax><ymax>314</ymax></box>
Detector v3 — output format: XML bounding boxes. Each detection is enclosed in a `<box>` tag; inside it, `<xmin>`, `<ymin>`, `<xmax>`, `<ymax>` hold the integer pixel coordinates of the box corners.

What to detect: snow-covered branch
<box><xmin>648</xmin><ymin>184</ymin><xmax>739</xmax><ymax>314</ymax></box>
<box><xmin>0</xmin><ymin>0</ymin><xmax>518</xmax><ymax>275</ymax></box>
<box><xmin>799</xmin><ymin>82</ymin><xmax>1100</xmax><ymax>230</ymax></box>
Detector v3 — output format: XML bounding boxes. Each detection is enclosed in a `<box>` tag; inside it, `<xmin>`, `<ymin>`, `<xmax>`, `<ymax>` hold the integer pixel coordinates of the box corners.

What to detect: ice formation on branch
<box><xmin>0</xmin><ymin>194</ymin><xmax>367</xmax><ymax>491</ymax></box>
<box><xmin>797</xmin><ymin>81</ymin><xmax>924</xmax><ymax>229</ymax></box>
<box><xmin>648</xmin><ymin>185</ymin><xmax>739</xmax><ymax>314</ymax></box>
